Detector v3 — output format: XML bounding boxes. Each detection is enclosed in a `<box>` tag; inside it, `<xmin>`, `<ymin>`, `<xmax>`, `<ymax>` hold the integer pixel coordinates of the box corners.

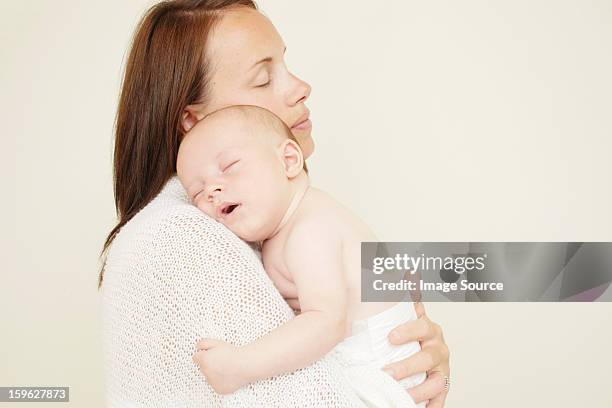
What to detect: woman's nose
<box><xmin>286</xmin><ymin>74</ymin><xmax>311</xmax><ymax>106</ymax></box>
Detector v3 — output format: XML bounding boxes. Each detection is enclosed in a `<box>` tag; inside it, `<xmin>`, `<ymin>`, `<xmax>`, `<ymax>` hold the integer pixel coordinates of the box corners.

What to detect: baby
<box><xmin>177</xmin><ymin>105</ymin><xmax>426</xmax><ymax>407</ymax></box>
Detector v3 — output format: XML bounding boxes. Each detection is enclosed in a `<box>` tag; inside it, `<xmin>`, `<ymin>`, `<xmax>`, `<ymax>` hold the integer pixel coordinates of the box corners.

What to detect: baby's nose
<box><xmin>207</xmin><ymin>187</ymin><xmax>222</xmax><ymax>203</ymax></box>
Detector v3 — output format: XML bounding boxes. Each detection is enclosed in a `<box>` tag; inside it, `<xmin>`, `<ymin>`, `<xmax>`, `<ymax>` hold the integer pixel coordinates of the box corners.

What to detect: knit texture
<box><xmin>101</xmin><ymin>175</ymin><xmax>365</xmax><ymax>407</ymax></box>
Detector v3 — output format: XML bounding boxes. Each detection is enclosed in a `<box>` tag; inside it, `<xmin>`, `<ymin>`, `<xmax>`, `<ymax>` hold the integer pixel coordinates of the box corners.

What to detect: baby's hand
<box><xmin>192</xmin><ymin>338</ymin><xmax>248</xmax><ymax>395</ymax></box>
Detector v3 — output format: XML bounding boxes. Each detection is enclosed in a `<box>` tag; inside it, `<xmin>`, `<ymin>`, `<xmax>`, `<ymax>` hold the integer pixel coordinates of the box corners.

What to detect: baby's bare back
<box><xmin>262</xmin><ymin>187</ymin><xmax>396</xmax><ymax>328</ymax></box>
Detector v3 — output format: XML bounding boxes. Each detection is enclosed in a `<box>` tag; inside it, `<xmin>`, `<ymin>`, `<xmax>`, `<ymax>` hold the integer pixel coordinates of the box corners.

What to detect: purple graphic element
<box><xmin>563</xmin><ymin>282</ymin><xmax>611</xmax><ymax>302</ymax></box>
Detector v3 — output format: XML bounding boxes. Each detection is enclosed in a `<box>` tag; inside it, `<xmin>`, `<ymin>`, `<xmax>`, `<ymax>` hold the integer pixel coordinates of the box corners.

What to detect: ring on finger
<box><xmin>443</xmin><ymin>375</ymin><xmax>450</xmax><ymax>391</ymax></box>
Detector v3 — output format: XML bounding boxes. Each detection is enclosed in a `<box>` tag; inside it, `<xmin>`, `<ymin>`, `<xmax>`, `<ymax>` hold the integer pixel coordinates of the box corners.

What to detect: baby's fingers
<box><xmin>192</xmin><ymin>350</ymin><xmax>203</xmax><ymax>364</ymax></box>
<box><xmin>196</xmin><ymin>338</ymin><xmax>225</xmax><ymax>352</ymax></box>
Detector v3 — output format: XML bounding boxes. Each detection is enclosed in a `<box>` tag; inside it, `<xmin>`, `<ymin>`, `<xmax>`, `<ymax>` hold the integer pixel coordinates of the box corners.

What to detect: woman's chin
<box><xmin>297</xmin><ymin>134</ymin><xmax>314</xmax><ymax>159</ymax></box>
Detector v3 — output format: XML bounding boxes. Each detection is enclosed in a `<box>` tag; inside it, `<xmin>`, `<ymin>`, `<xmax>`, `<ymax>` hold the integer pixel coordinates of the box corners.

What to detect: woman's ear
<box><xmin>181</xmin><ymin>104</ymin><xmax>206</xmax><ymax>133</ymax></box>
<box><xmin>280</xmin><ymin>139</ymin><xmax>304</xmax><ymax>179</ymax></box>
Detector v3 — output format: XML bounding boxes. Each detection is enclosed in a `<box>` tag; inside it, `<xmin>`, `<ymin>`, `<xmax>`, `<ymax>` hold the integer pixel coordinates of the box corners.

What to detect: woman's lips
<box><xmin>291</xmin><ymin>118</ymin><xmax>312</xmax><ymax>131</ymax></box>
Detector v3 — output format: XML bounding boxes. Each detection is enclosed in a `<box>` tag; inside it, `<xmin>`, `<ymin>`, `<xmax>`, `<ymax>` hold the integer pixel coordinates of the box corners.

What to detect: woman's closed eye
<box><xmin>255</xmin><ymin>79</ymin><xmax>270</xmax><ymax>88</ymax></box>
<box><xmin>254</xmin><ymin>71</ymin><xmax>271</xmax><ymax>88</ymax></box>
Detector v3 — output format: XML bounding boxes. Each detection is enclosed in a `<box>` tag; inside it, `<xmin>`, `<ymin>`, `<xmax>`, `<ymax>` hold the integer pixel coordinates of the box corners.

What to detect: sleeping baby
<box><xmin>177</xmin><ymin>105</ymin><xmax>426</xmax><ymax>408</ymax></box>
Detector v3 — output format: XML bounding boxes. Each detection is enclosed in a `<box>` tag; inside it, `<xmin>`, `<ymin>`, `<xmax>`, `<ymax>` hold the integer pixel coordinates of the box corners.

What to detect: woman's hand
<box><xmin>383</xmin><ymin>302</ymin><xmax>450</xmax><ymax>407</ymax></box>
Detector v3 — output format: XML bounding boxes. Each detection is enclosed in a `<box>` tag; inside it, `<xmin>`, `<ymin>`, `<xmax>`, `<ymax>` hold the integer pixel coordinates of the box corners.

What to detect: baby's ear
<box><xmin>280</xmin><ymin>139</ymin><xmax>304</xmax><ymax>179</ymax></box>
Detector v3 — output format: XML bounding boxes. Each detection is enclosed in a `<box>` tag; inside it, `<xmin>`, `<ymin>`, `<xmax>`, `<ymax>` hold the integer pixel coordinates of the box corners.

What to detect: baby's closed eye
<box><xmin>222</xmin><ymin>160</ymin><xmax>240</xmax><ymax>172</ymax></box>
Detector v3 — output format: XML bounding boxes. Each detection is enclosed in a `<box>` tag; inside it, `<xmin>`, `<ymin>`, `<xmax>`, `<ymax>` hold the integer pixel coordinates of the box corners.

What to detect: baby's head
<box><xmin>177</xmin><ymin>105</ymin><xmax>307</xmax><ymax>242</ymax></box>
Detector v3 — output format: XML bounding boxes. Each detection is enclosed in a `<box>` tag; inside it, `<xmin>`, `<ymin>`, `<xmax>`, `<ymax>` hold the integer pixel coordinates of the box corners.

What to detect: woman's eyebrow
<box><xmin>248</xmin><ymin>47</ymin><xmax>287</xmax><ymax>71</ymax></box>
<box><xmin>248</xmin><ymin>56</ymin><xmax>272</xmax><ymax>71</ymax></box>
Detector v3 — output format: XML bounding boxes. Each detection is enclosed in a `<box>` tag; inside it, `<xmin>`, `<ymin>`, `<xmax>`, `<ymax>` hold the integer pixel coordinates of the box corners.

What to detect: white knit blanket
<box><xmin>100</xmin><ymin>175</ymin><xmax>366</xmax><ymax>407</ymax></box>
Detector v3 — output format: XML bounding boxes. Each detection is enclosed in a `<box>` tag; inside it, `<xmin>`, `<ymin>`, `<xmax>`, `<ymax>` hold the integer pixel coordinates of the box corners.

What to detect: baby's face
<box><xmin>177</xmin><ymin>118</ymin><xmax>292</xmax><ymax>242</ymax></box>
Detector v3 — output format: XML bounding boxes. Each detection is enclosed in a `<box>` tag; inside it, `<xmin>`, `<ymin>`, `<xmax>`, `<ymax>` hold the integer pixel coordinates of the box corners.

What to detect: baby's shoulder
<box><xmin>297</xmin><ymin>188</ymin><xmax>346</xmax><ymax>223</ymax></box>
<box><xmin>290</xmin><ymin>193</ymin><xmax>343</xmax><ymax>238</ymax></box>
<box><xmin>295</xmin><ymin>187</ymin><xmax>376</xmax><ymax>240</ymax></box>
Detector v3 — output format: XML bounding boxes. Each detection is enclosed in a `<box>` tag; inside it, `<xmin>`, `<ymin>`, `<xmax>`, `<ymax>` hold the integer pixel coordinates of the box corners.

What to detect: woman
<box><xmin>100</xmin><ymin>0</ymin><xmax>450</xmax><ymax>406</ymax></box>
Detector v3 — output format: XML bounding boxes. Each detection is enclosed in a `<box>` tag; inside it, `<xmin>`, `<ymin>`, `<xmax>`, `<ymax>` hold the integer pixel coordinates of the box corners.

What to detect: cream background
<box><xmin>2</xmin><ymin>0</ymin><xmax>611</xmax><ymax>406</ymax></box>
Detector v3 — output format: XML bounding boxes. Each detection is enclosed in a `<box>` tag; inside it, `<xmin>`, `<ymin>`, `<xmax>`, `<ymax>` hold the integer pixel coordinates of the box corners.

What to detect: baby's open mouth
<box><xmin>224</xmin><ymin>204</ymin><xmax>239</xmax><ymax>214</ymax></box>
<box><xmin>221</xmin><ymin>203</ymin><xmax>240</xmax><ymax>216</ymax></box>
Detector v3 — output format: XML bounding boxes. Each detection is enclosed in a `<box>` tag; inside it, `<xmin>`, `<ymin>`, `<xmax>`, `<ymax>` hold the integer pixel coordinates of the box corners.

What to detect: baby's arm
<box><xmin>194</xmin><ymin>216</ymin><xmax>348</xmax><ymax>394</ymax></box>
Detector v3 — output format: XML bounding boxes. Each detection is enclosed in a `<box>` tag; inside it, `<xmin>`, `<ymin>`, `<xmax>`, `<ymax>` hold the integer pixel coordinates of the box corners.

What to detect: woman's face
<box><xmin>183</xmin><ymin>8</ymin><xmax>314</xmax><ymax>158</ymax></box>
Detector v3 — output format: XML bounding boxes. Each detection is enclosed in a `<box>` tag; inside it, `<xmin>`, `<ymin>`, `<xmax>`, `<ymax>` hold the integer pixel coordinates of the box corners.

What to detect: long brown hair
<box><xmin>99</xmin><ymin>0</ymin><xmax>257</xmax><ymax>289</ymax></box>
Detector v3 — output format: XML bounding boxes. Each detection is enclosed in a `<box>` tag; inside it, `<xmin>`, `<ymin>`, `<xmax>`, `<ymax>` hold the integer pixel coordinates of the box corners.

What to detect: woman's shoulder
<box><xmin>107</xmin><ymin>176</ymin><xmax>252</xmax><ymax>263</ymax></box>
<box><xmin>103</xmin><ymin>176</ymin><xmax>263</xmax><ymax>296</ymax></box>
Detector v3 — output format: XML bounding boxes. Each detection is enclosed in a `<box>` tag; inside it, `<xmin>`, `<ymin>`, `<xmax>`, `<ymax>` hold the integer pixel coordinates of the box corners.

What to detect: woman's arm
<box><xmin>383</xmin><ymin>302</ymin><xmax>451</xmax><ymax>407</ymax></box>
<box><xmin>102</xmin><ymin>206</ymin><xmax>365</xmax><ymax>407</ymax></box>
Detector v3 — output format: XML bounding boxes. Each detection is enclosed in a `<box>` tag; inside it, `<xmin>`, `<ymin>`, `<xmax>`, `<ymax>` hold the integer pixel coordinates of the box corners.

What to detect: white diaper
<box><xmin>330</xmin><ymin>302</ymin><xmax>427</xmax><ymax>408</ymax></box>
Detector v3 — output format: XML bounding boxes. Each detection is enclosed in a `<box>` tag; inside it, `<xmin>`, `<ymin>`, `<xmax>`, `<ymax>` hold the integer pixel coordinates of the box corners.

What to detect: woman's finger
<box><xmin>382</xmin><ymin>349</ymin><xmax>439</xmax><ymax>380</ymax></box>
<box><xmin>425</xmin><ymin>390</ymin><xmax>448</xmax><ymax>408</ymax></box>
<box><xmin>413</xmin><ymin>301</ymin><xmax>426</xmax><ymax>318</ymax></box>
<box><xmin>406</xmin><ymin>370</ymin><xmax>446</xmax><ymax>404</ymax></box>
<box><xmin>388</xmin><ymin>316</ymin><xmax>435</xmax><ymax>345</ymax></box>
